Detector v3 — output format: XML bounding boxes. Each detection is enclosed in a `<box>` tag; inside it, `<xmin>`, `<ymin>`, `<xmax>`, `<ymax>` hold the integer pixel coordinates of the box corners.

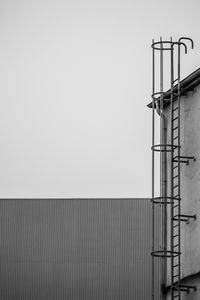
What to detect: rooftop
<box><xmin>147</xmin><ymin>67</ymin><xmax>200</xmax><ymax>109</ymax></box>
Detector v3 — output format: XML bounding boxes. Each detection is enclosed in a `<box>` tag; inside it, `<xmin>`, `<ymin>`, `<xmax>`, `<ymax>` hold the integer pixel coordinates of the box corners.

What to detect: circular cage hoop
<box><xmin>152</xmin><ymin>40</ymin><xmax>188</xmax><ymax>53</ymax></box>
<box><xmin>151</xmin><ymin>250</ymin><xmax>181</xmax><ymax>258</ymax></box>
<box><xmin>152</xmin><ymin>196</ymin><xmax>181</xmax><ymax>204</ymax></box>
<box><xmin>151</xmin><ymin>91</ymin><xmax>179</xmax><ymax>100</ymax></box>
<box><xmin>151</xmin><ymin>144</ymin><xmax>180</xmax><ymax>152</ymax></box>
<box><xmin>151</xmin><ymin>41</ymin><xmax>174</xmax><ymax>51</ymax></box>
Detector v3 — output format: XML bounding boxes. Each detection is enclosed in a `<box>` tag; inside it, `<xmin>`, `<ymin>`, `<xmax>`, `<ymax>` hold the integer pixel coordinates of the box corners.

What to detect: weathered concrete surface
<box><xmin>182</xmin><ymin>87</ymin><xmax>200</xmax><ymax>279</ymax></box>
<box><xmin>165</xmin><ymin>84</ymin><xmax>200</xmax><ymax>298</ymax></box>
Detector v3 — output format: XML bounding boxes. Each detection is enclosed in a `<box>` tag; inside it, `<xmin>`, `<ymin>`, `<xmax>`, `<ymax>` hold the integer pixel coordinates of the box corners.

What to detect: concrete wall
<box><xmin>0</xmin><ymin>198</ymin><xmax>155</xmax><ymax>300</ymax></box>
<box><xmin>165</xmin><ymin>84</ymin><xmax>200</xmax><ymax>299</ymax></box>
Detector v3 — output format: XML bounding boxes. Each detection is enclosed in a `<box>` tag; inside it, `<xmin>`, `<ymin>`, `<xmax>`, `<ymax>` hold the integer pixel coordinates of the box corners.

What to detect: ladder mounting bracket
<box><xmin>173</xmin><ymin>155</ymin><xmax>196</xmax><ymax>165</ymax></box>
<box><xmin>173</xmin><ymin>284</ymin><xmax>197</xmax><ymax>294</ymax></box>
<box><xmin>172</xmin><ymin>214</ymin><xmax>197</xmax><ymax>223</ymax></box>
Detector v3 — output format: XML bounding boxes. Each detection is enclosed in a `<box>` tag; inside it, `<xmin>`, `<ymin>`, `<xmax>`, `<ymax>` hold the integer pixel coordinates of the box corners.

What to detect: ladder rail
<box><xmin>170</xmin><ymin>39</ymin><xmax>181</xmax><ymax>300</ymax></box>
<box><xmin>170</xmin><ymin>40</ymin><xmax>181</xmax><ymax>299</ymax></box>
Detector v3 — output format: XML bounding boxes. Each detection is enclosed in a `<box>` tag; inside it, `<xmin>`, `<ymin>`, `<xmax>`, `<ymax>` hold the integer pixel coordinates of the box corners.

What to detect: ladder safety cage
<box><xmin>151</xmin><ymin>37</ymin><xmax>197</xmax><ymax>300</ymax></box>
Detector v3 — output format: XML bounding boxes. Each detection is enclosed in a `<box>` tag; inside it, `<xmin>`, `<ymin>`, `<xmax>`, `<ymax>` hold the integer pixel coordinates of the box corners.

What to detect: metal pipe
<box><xmin>153</xmin><ymin>38</ymin><xmax>168</xmax><ymax>300</ymax></box>
<box><xmin>160</xmin><ymin>37</ymin><xmax>164</xmax><ymax>300</ymax></box>
<box><xmin>177</xmin><ymin>39</ymin><xmax>181</xmax><ymax>300</ymax></box>
<box><xmin>163</xmin><ymin>107</ymin><xmax>168</xmax><ymax>300</ymax></box>
<box><xmin>152</xmin><ymin>38</ymin><xmax>155</xmax><ymax>300</ymax></box>
<box><xmin>154</xmin><ymin>38</ymin><xmax>168</xmax><ymax>300</ymax></box>
<box><xmin>170</xmin><ymin>37</ymin><xmax>174</xmax><ymax>300</ymax></box>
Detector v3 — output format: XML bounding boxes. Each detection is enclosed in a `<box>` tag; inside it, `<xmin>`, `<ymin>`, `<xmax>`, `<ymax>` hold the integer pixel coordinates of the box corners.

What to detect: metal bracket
<box><xmin>173</xmin><ymin>155</ymin><xmax>196</xmax><ymax>165</ymax></box>
<box><xmin>173</xmin><ymin>284</ymin><xmax>197</xmax><ymax>294</ymax></box>
<box><xmin>173</xmin><ymin>214</ymin><xmax>197</xmax><ymax>224</ymax></box>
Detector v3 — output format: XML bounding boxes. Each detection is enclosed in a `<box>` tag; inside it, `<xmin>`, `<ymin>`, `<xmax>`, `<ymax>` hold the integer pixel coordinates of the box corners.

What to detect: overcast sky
<box><xmin>0</xmin><ymin>0</ymin><xmax>200</xmax><ymax>198</ymax></box>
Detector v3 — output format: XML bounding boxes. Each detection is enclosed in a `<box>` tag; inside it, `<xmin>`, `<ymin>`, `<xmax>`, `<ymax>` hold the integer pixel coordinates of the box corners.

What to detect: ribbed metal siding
<box><xmin>0</xmin><ymin>199</ymin><xmax>156</xmax><ymax>300</ymax></box>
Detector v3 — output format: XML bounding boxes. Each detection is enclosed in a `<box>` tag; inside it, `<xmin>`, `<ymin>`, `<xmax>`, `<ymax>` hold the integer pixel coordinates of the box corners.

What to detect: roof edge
<box><xmin>147</xmin><ymin>67</ymin><xmax>200</xmax><ymax>108</ymax></box>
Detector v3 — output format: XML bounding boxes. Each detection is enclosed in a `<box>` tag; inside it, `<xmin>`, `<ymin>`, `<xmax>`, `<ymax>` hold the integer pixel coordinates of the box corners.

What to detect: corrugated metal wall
<box><xmin>0</xmin><ymin>198</ymin><xmax>155</xmax><ymax>300</ymax></box>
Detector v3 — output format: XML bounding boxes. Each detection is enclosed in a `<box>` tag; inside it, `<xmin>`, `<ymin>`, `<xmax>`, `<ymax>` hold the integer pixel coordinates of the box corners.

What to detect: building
<box><xmin>0</xmin><ymin>198</ymin><xmax>157</xmax><ymax>300</ymax></box>
<box><xmin>165</xmin><ymin>67</ymin><xmax>200</xmax><ymax>300</ymax></box>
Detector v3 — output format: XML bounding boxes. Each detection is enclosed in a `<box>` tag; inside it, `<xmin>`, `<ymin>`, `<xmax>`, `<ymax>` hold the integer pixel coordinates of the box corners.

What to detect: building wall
<box><xmin>0</xmin><ymin>198</ymin><xmax>156</xmax><ymax>300</ymax></box>
<box><xmin>165</xmin><ymin>84</ymin><xmax>200</xmax><ymax>299</ymax></box>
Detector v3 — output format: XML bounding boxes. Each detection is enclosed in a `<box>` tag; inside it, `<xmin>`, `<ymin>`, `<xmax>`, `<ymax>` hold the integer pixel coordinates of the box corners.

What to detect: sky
<box><xmin>0</xmin><ymin>0</ymin><xmax>200</xmax><ymax>198</ymax></box>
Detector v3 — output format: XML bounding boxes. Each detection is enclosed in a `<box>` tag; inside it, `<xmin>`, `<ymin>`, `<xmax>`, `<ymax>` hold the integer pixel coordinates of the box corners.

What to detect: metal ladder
<box><xmin>170</xmin><ymin>38</ymin><xmax>196</xmax><ymax>300</ymax></box>
<box><xmin>170</xmin><ymin>72</ymin><xmax>181</xmax><ymax>299</ymax></box>
<box><xmin>151</xmin><ymin>37</ymin><xmax>197</xmax><ymax>300</ymax></box>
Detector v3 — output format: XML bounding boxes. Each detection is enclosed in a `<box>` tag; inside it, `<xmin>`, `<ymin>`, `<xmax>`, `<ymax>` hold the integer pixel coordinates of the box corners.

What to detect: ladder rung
<box><xmin>173</xmin><ymin>205</ymin><xmax>179</xmax><ymax>209</ymax></box>
<box><xmin>173</xmin><ymin>155</ymin><xmax>179</xmax><ymax>160</ymax></box>
<box><xmin>173</xmin><ymin>205</ymin><xmax>179</xmax><ymax>208</ymax></box>
<box><xmin>172</xmin><ymin>126</ymin><xmax>179</xmax><ymax>131</ymax></box>
<box><xmin>173</xmin><ymin>184</ymin><xmax>179</xmax><ymax>189</ymax></box>
<box><xmin>173</xmin><ymin>165</ymin><xmax>179</xmax><ymax>169</ymax></box>
<box><xmin>173</xmin><ymin>174</ymin><xmax>179</xmax><ymax>179</ymax></box>
<box><xmin>173</xmin><ymin>116</ymin><xmax>179</xmax><ymax>121</ymax></box>
<box><xmin>173</xmin><ymin>274</ymin><xmax>179</xmax><ymax>278</ymax></box>
<box><xmin>173</xmin><ymin>234</ymin><xmax>179</xmax><ymax>238</ymax></box>
<box><xmin>173</xmin><ymin>243</ymin><xmax>179</xmax><ymax>247</ymax></box>
<box><xmin>173</xmin><ymin>224</ymin><xmax>179</xmax><ymax>228</ymax></box>
<box><xmin>173</xmin><ymin>264</ymin><xmax>179</xmax><ymax>267</ymax></box>
<box><xmin>173</xmin><ymin>106</ymin><xmax>178</xmax><ymax>112</ymax></box>
<box><xmin>173</xmin><ymin>136</ymin><xmax>178</xmax><ymax>140</ymax></box>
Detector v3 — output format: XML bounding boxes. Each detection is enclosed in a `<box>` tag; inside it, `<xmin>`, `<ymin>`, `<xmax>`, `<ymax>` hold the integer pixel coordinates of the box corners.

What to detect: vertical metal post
<box><xmin>163</xmin><ymin>112</ymin><xmax>167</xmax><ymax>299</ymax></box>
<box><xmin>159</xmin><ymin>38</ymin><xmax>165</xmax><ymax>300</ymax></box>
<box><xmin>170</xmin><ymin>38</ymin><xmax>174</xmax><ymax>300</ymax></box>
<box><xmin>177</xmin><ymin>42</ymin><xmax>181</xmax><ymax>300</ymax></box>
<box><xmin>152</xmin><ymin>38</ymin><xmax>155</xmax><ymax>300</ymax></box>
<box><xmin>160</xmin><ymin>36</ymin><xmax>163</xmax><ymax>207</ymax></box>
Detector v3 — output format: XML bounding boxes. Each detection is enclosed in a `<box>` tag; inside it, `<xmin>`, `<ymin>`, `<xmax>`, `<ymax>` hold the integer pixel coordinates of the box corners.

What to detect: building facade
<box><xmin>0</xmin><ymin>198</ymin><xmax>157</xmax><ymax>300</ymax></box>
<box><xmin>165</xmin><ymin>70</ymin><xmax>200</xmax><ymax>299</ymax></box>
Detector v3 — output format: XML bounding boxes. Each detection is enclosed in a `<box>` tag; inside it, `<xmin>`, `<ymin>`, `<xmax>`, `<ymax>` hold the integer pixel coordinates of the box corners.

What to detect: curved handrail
<box><xmin>173</xmin><ymin>41</ymin><xmax>187</xmax><ymax>54</ymax></box>
<box><xmin>179</xmin><ymin>37</ymin><xmax>194</xmax><ymax>49</ymax></box>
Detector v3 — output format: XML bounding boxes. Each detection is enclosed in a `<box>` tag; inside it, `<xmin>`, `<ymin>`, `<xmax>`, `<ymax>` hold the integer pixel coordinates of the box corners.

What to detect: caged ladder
<box><xmin>151</xmin><ymin>37</ymin><xmax>197</xmax><ymax>300</ymax></box>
